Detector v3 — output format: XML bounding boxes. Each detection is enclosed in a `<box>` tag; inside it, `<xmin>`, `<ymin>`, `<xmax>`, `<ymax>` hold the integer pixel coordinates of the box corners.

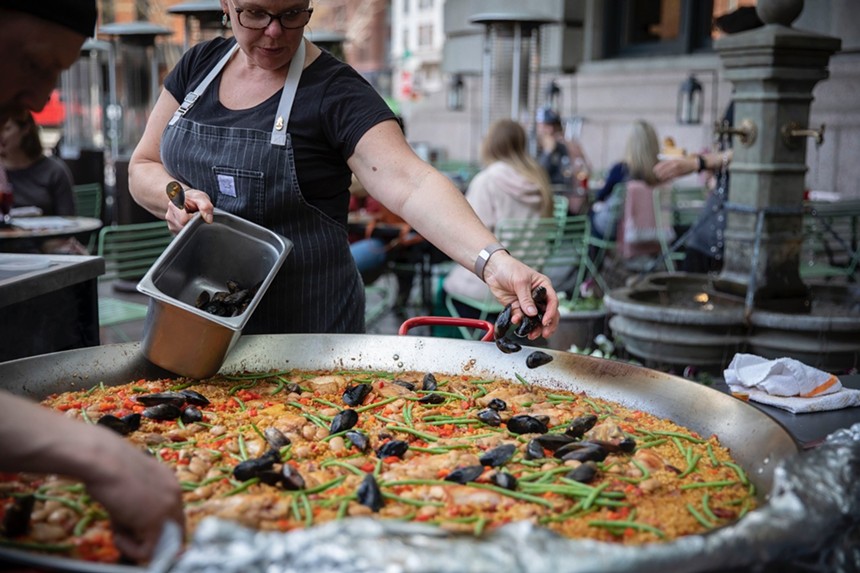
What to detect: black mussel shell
<box><xmin>257</xmin><ymin>470</ymin><xmax>282</xmax><ymax>486</ymax></box>
<box><xmin>478</xmin><ymin>443</ymin><xmax>516</xmax><ymax>467</ymax></box>
<box><xmin>531</xmin><ymin>285</ymin><xmax>548</xmax><ymax>307</ymax></box>
<box><xmin>419</xmin><ymin>393</ymin><xmax>446</xmax><ymax>404</ymax></box>
<box><xmin>525</xmin><ymin>439</ymin><xmax>546</xmax><ymax>460</ymax></box>
<box><xmin>376</xmin><ymin>439</ymin><xmax>409</xmax><ymax>459</ymax></box>
<box><xmin>491</xmin><ymin>472</ymin><xmax>518</xmax><ymax>491</ymax></box>
<box><xmin>180</xmin><ymin>406</ymin><xmax>203</xmax><ymax>424</ymax></box>
<box><xmin>212</xmin><ymin>291</ymin><xmax>229</xmax><ymax>303</ymax></box>
<box><xmin>345</xmin><ymin>430</ymin><xmax>369</xmax><ymax>452</ymax></box>
<box><xmin>179</xmin><ymin>389</ymin><xmax>210</xmax><ymax>407</ymax></box>
<box><xmin>565</xmin><ymin>414</ymin><xmax>598</xmax><ymax>439</ymax></box>
<box><xmin>392</xmin><ymin>379</ymin><xmax>416</xmax><ymax>391</ymax></box>
<box><xmin>233</xmin><ymin>455</ymin><xmax>277</xmax><ymax>482</ymax></box>
<box><xmin>514</xmin><ymin>315</ymin><xmax>542</xmax><ymax>338</ymax></box>
<box><xmin>526</xmin><ymin>351</ymin><xmax>553</xmax><ymax>369</ymax></box>
<box><xmin>477</xmin><ymin>408</ymin><xmax>502</xmax><ymax>427</ymax></box>
<box><xmin>590</xmin><ymin>437</ymin><xmax>637</xmax><ymax>454</ymax></box>
<box><xmin>97</xmin><ymin>414</ymin><xmax>140</xmax><ymax>436</ymax></box>
<box><xmin>2</xmin><ymin>494</ymin><xmax>35</xmax><ymax>537</ymax></box>
<box><xmin>487</xmin><ymin>398</ymin><xmax>507</xmax><ymax>411</ymax></box>
<box><xmin>330</xmin><ymin>409</ymin><xmax>359</xmax><ymax>435</ymax></box>
<box><xmin>284</xmin><ymin>382</ymin><xmax>302</xmax><ymax>395</ymax></box>
<box><xmin>566</xmin><ymin>462</ymin><xmax>598</xmax><ymax>484</ymax></box>
<box><xmin>495</xmin><ymin>337</ymin><xmax>522</xmax><ymax>354</ymax></box>
<box><xmin>141</xmin><ymin>403</ymin><xmax>182</xmax><ymax>421</ymax></box>
<box><xmin>558</xmin><ymin>443</ymin><xmax>608</xmax><ymax>463</ymax></box>
<box><xmin>533</xmin><ymin>433</ymin><xmax>577</xmax><ymax>451</ymax></box>
<box><xmin>195</xmin><ymin>290</ymin><xmax>210</xmax><ymax>309</ymax></box>
<box><xmin>494</xmin><ymin>305</ymin><xmax>513</xmax><ymax>341</ymax></box>
<box><xmin>533</xmin><ymin>414</ymin><xmax>550</xmax><ymax>425</ymax></box>
<box><xmin>357</xmin><ymin>473</ymin><xmax>384</xmax><ymax>512</ymax></box>
<box><xmin>280</xmin><ymin>464</ymin><xmax>306</xmax><ymax>491</ymax></box>
<box><xmin>264</xmin><ymin>427</ymin><xmax>291</xmax><ymax>449</ymax></box>
<box><xmin>506</xmin><ymin>415</ymin><xmax>548</xmax><ymax>435</ymax></box>
<box><xmin>342</xmin><ymin>384</ymin><xmax>372</xmax><ymax>407</ymax></box>
<box><xmin>421</xmin><ymin>373</ymin><xmax>438</xmax><ymax>391</ymax></box>
<box><xmin>444</xmin><ymin>465</ymin><xmax>484</xmax><ymax>485</ymax></box>
<box><xmin>135</xmin><ymin>391</ymin><xmax>186</xmax><ymax>408</ymax></box>
<box><xmin>226</xmin><ymin>280</ymin><xmax>241</xmax><ymax>293</ymax></box>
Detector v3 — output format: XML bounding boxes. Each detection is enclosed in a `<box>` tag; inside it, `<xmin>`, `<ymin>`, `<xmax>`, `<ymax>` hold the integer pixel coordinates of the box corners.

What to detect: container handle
<box><xmin>398</xmin><ymin>316</ymin><xmax>494</xmax><ymax>342</ymax></box>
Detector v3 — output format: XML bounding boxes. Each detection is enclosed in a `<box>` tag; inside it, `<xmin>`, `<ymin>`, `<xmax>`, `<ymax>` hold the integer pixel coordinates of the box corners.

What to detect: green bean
<box><xmin>403</xmin><ymin>402</ymin><xmax>414</xmax><ymax>428</ymax></box>
<box><xmin>131</xmin><ymin>386</ymin><xmax>148</xmax><ymax>392</ymax></box>
<box><xmin>540</xmin><ymin>500</ymin><xmax>585</xmax><ymax>523</ymax></box>
<box><xmin>320</xmin><ymin>460</ymin><xmax>365</xmax><ymax>477</ymax></box>
<box><xmin>336</xmin><ymin>499</ymin><xmax>350</xmax><ymax>519</ymax></box>
<box><xmin>381</xmin><ymin>493</ymin><xmax>445</xmax><ymax>508</ymax></box>
<box><xmin>519</xmin><ymin>466</ymin><xmax>571</xmax><ymax>483</ymax></box>
<box><xmin>680</xmin><ymin>480</ymin><xmax>737</xmax><ymax>490</ymax></box>
<box><xmin>587</xmin><ymin>519</ymin><xmax>666</xmax><ymax>539</ymax></box>
<box><xmin>411</xmin><ymin>445</ymin><xmax>470</xmax><ymax>454</ymax></box>
<box><xmin>581</xmin><ymin>483</ymin><xmax>610</xmax><ymax>511</ymax></box>
<box><xmin>37</xmin><ymin>483</ymin><xmax>85</xmax><ymax>494</ymax></box>
<box><xmin>636</xmin><ymin>438</ymin><xmax>667</xmax><ymax>449</ymax></box>
<box><xmin>471</xmin><ymin>379</ymin><xmax>496</xmax><ymax>385</ymax></box>
<box><xmin>223</xmin><ymin>477</ymin><xmax>260</xmax><ymax>496</ymax></box>
<box><xmin>301</xmin><ymin>494</ymin><xmax>313</xmax><ymax>527</ymax></box>
<box><xmin>290</xmin><ymin>495</ymin><xmax>302</xmax><ymax>521</ymax></box>
<box><xmin>650</xmin><ymin>430</ymin><xmax>705</xmax><ymax>443</ymax></box>
<box><xmin>73</xmin><ymin>511</ymin><xmax>97</xmax><ymax>537</ymax></box>
<box><xmin>461</xmin><ymin>431</ymin><xmax>505</xmax><ymax>440</ymax></box>
<box><xmin>424</xmin><ymin>418</ymin><xmax>481</xmax><ymax>426</ymax></box>
<box><xmin>581</xmin><ymin>397</ymin><xmax>604</xmax><ymax>413</ymax></box>
<box><xmin>678</xmin><ymin>453</ymin><xmax>701</xmax><ymax>478</ymax></box>
<box><xmin>232</xmin><ymin>396</ymin><xmax>247</xmax><ymax>412</ymax></box>
<box><xmin>238</xmin><ymin>433</ymin><xmax>249</xmax><ymax>461</ymax></box>
<box><xmin>514</xmin><ymin>373</ymin><xmax>532</xmax><ymax>388</ymax></box>
<box><xmin>706</xmin><ymin>443</ymin><xmax>720</xmax><ymax>467</ymax></box>
<box><xmin>354</xmin><ymin>396</ymin><xmax>399</xmax><ymax>413</ymax></box>
<box><xmin>228</xmin><ymin>380</ymin><xmax>259</xmax><ymax>395</ymax></box>
<box><xmin>250</xmin><ymin>423</ymin><xmax>267</xmax><ymax>442</ymax></box>
<box><xmin>373</xmin><ymin>413</ymin><xmax>400</xmax><ymax>425</ymax></box>
<box><xmin>686</xmin><ymin>503</ymin><xmax>715</xmax><ymax>528</ymax></box>
<box><xmin>385</xmin><ymin>425</ymin><xmax>439</xmax><ymax>442</ymax></box>
<box><xmin>269</xmin><ymin>377</ymin><xmax>287</xmax><ymax>395</ymax></box>
<box><xmin>419</xmin><ymin>390</ymin><xmax>470</xmax><ymax>401</ymax></box>
<box><xmin>373</xmin><ymin>458</ymin><xmax>383</xmax><ymax>478</ymax></box>
<box><xmin>546</xmin><ymin>394</ymin><xmax>578</xmax><ymax>402</ymax></box>
<box><xmin>312</xmin><ymin>397</ymin><xmax>343</xmax><ymax>411</ymax></box>
<box><xmin>720</xmin><ymin>460</ymin><xmax>750</xmax><ymax>486</ymax></box>
<box><xmin>302</xmin><ymin>476</ymin><xmax>347</xmax><ymax>495</ymax></box>
<box><xmin>31</xmin><ymin>494</ymin><xmax>84</xmax><ymax>514</ymax></box>
<box><xmin>474</xmin><ymin>516</ymin><xmax>488</xmax><ymax>536</ymax></box>
<box><xmin>79</xmin><ymin>407</ymin><xmax>93</xmax><ymax>425</ymax></box>
<box><xmin>701</xmin><ymin>493</ymin><xmax>720</xmax><ymax>523</ymax></box>
<box><xmin>169</xmin><ymin>380</ymin><xmax>198</xmax><ymax>391</ymax></box>
<box><xmin>384</xmin><ymin>479</ymin><xmax>554</xmax><ymax>508</ymax></box>
<box><xmin>224</xmin><ymin>369</ymin><xmax>293</xmax><ymax>381</ymax></box>
<box><xmin>630</xmin><ymin>458</ymin><xmax>651</xmax><ymax>480</ymax></box>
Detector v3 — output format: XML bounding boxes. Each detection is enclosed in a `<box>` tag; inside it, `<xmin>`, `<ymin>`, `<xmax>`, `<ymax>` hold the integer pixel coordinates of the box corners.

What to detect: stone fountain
<box><xmin>605</xmin><ymin>0</ymin><xmax>860</xmax><ymax>372</ymax></box>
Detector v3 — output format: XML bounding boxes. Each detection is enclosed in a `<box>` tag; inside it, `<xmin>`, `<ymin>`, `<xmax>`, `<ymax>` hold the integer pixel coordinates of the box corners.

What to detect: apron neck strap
<box><xmin>270</xmin><ymin>39</ymin><xmax>306</xmax><ymax>147</ymax></box>
<box><xmin>169</xmin><ymin>40</ymin><xmax>240</xmax><ymax>126</ymax></box>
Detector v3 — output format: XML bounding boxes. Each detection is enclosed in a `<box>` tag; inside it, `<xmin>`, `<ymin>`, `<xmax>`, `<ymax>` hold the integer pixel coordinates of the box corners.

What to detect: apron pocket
<box><xmin>211</xmin><ymin>166</ymin><xmax>265</xmax><ymax>219</ymax></box>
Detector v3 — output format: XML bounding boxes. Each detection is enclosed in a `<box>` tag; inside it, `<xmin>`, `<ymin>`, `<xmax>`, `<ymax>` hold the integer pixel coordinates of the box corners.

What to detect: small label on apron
<box><xmin>217</xmin><ymin>174</ymin><xmax>237</xmax><ymax>197</ymax></box>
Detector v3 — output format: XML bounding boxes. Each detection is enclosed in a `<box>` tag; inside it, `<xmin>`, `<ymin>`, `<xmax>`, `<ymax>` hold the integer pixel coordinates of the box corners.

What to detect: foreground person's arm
<box><xmin>0</xmin><ymin>392</ymin><xmax>185</xmax><ymax>562</ymax></box>
<box><xmin>349</xmin><ymin>120</ymin><xmax>560</xmax><ymax>339</ymax></box>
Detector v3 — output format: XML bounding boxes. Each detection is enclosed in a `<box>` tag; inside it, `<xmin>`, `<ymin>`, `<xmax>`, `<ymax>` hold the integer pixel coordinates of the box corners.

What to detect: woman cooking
<box><xmin>129</xmin><ymin>0</ymin><xmax>558</xmax><ymax>337</ymax></box>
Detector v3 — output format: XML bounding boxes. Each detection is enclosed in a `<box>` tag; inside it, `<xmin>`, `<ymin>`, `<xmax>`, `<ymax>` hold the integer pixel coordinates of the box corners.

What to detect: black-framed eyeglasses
<box><xmin>233</xmin><ymin>3</ymin><xmax>313</xmax><ymax>30</ymax></box>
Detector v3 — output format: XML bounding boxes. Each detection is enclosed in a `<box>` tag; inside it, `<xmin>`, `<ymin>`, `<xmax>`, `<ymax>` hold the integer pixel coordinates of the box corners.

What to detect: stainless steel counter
<box><xmin>0</xmin><ymin>254</ymin><xmax>105</xmax><ymax>361</ymax></box>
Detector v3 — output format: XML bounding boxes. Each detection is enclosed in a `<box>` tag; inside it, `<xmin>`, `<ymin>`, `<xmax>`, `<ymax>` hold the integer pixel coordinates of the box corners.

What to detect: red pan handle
<box><xmin>398</xmin><ymin>316</ymin><xmax>495</xmax><ymax>342</ymax></box>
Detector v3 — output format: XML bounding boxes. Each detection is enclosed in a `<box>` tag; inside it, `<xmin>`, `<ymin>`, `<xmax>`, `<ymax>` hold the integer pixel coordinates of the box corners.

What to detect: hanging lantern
<box><xmin>677</xmin><ymin>74</ymin><xmax>703</xmax><ymax>125</ymax></box>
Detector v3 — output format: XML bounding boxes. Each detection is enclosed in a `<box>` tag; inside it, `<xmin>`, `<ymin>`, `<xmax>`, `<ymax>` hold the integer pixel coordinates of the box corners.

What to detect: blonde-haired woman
<box><xmin>590</xmin><ymin>119</ymin><xmax>660</xmax><ymax>240</ymax></box>
<box><xmin>443</xmin><ymin>119</ymin><xmax>554</xmax><ymax>319</ymax></box>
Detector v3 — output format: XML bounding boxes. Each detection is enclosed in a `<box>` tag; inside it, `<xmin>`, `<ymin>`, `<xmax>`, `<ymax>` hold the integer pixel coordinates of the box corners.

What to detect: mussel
<box><xmin>478</xmin><ymin>443</ymin><xmax>516</xmax><ymax>467</ymax></box>
<box><xmin>342</xmin><ymin>384</ymin><xmax>372</xmax><ymax>407</ymax></box>
<box><xmin>565</xmin><ymin>414</ymin><xmax>598</xmax><ymax>439</ymax></box>
<box><xmin>506</xmin><ymin>415</ymin><xmax>548</xmax><ymax>435</ymax></box>
<box><xmin>135</xmin><ymin>391</ymin><xmax>186</xmax><ymax>408</ymax></box>
<box><xmin>566</xmin><ymin>462</ymin><xmax>598</xmax><ymax>484</ymax></box>
<box><xmin>233</xmin><ymin>450</ymin><xmax>280</xmax><ymax>482</ymax></box>
<box><xmin>494</xmin><ymin>305</ymin><xmax>513</xmax><ymax>341</ymax></box>
<box><xmin>532</xmin><ymin>433</ymin><xmax>577</xmax><ymax>452</ymax></box>
<box><xmin>2</xmin><ymin>494</ymin><xmax>35</xmax><ymax>537</ymax></box>
<box><xmin>495</xmin><ymin>337</ymin><xmax>522</xmax><ymax>354</ymax></box>
<box><xmin>357</xmin><ymin>473</ymin><xmax>384</xmax><ymax>512</ymax></box>
<box><xmin>141</xmin><ymin>403</ymin><xmax>182</xmax><ymax>421</ymax></box>
<box><xmin>376</xmin><ymin>440</ymin><xmax>409</xmax><ymax>459</ymax></box>
<box><xmin>525</xmin><ymin>439</ymin><xmax>546</xmax><ymax>460</ymax></box>
<box><xmin>264</xmin><ymin>427</ymin><xmax>292</xmax><ymax>450</ymax></box>
<box><xmin>557</xmin><ymin>442</ymin><xmax>608</xmax><ymax>463</ymax></box>
<box><xmin>180</xmin><ymin>406</ymin><xmax>203</xmax><ymax>424</ymax></box>
<box><xmin>487</xmin><ymin>398</ymin><xmax>507</xmax><ymax>411</ymax></box>
<box><xmin>590</xmin><ymin>437</ymin><xmax>637</xmax><ymax>454</ymax></box>
<box><xmin>179</xmin><ymin>389</ymin><xmax>210</xmax><ymax>407</ymax></box>
<box><xmin>97</xmin><ymin>413</ymin><xmax>141</xmax><ymax>436</ymax></box>
<box><xmin>513</xmin><ymin>315</ymin><xmax>542</xmax><ymax>338</ymax></box>
<box><xmin>392</xmin><ymin>379</ymin><xmax>416</xmax><ymax>391</ymax></box>
<box><xmin>526</xmin><ymin>351</ymin><xmax>553</xmax><ymax>369</ymax></box>
<box><xmin>345</xmin><ymin>430</ymin><xmax>369</xmax><ymax>452</ymax></box>
<box><xmin>476</xmin><ymin>408</ymin><xmax>502</xmax><ymax>427</ymax></box>
<box><xmin>418</xmin><ymin>393</ymin><xmax>446</xmax><ymax>405</ymax></box>
<box><xmin>330</xmin><ymin>409</ymin><xmax>359</xmax><ymax>435</ymax></box>
<box><xmin>444</xmin><ymin>465</ymin><xmax>484</xmax><ymax>484</ymax></box>
<box><xmin>421</xmin><ymin>373</ymin><xmax>438</xmax><ymax>391</ymax></box>
<box><xmin>491</xmin><ymin>472</ymin><xmax>518</xmax><ymax>491</ymax></box>
<box><xmin>280</xmin><ymin>464</ymin><xmax>306</xmax><ymax>491</ymax></box>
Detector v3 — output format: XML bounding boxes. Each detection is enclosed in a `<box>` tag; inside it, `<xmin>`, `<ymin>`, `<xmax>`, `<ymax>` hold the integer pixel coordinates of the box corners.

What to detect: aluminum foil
<box><xmin>164</xmin><ymin>424</ymin><xmax>860</xmax><ymax>573</ymax></box>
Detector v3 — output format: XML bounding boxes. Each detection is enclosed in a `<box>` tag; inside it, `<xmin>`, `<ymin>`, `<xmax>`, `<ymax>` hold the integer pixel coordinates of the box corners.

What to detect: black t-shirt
<box><xmin>163</xmin><ymin>38</ymin><xmax>397</xmax><ymax>225</ymax></box>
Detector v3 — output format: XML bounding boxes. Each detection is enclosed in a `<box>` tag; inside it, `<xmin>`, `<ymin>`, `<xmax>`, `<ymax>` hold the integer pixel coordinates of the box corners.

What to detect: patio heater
<box><xmin>98</xmin><ymin>21</ymin><xmax>172</xmax><ymax>225</ymax></box>
<box><xmin>468</xmin><ymin>13</ymin><xmax>556</xmax><ymax>138</ymax></box>
<box><xmin>59</xmin><ymin>39</ymin><xmax>111</xmax><ymax>224</ymax></box>
<box><xmin>166</xmin><ymin>0</ymin><xmax>226</xmax><ymax>52</ymax></box>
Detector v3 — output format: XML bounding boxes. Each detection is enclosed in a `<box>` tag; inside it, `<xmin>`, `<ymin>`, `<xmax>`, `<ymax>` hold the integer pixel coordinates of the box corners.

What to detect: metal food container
<box><xmin>137</xmin><ymin>209</ymin><xmax>291</xmax><ymax>378</ymax></box>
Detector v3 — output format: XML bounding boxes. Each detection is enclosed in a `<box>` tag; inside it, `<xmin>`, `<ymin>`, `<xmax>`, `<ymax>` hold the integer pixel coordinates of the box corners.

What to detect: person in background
<box><xmin>0</xmin><ymin>1</ymin><xmax>185</xmax><ymax>563</ymax></box>
<box><xmin>535</xmin><ymin>106</ymin><xmax>590</xmax><ymax>213</ymax></box>
<box><xmin>444</xmin><ymin>119</ymin><xmax>553</xmax><ymax>319</ymax></box>
<box><xmin>129</xmin><ymin>1</ymin><xmax>559</xmax><ymax>340</ymax></box>
<box><xmin>0</xmin><ymin>111</ymin><xmax>88</xmax><ymax>253</ymax></box>
<box><xmin>589</xmin><ymin>119</ymin><xmax>661</xmax><ymax>242</ymax></box>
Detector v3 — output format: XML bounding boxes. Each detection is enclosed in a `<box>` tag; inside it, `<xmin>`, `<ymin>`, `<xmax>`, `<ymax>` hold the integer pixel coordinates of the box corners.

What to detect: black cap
<box><xmin>4</xmin><ymin>0</ymin><xmax>98</xmax><ymax>38</ymax></box>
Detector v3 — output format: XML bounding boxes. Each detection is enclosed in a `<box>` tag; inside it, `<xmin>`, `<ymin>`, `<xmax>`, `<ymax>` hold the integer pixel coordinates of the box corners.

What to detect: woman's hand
<box><xmin>483</xmin><ymin>252</ymin><xmax>559</xmax><ymax>340</ymax></box>
<box><xmin>165</xmin><ymin>188</ymin><xmax>214</xmax><ymax>233</ymax></box>
<box><xmin>653</xmin><ymin>156</ymin><xmax>698</xmax><ymax>182</ymax></box>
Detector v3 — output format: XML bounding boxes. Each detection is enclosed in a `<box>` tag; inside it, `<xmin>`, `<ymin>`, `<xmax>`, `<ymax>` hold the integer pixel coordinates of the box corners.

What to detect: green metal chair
<box><xmin>800</xmin><ymin>202</ymin><xmax>860</xmax><ymax>282</ymax></box>
<box><xmin>72</xmin><ymin>183</ymin><xmax>103</xmax><ymax>252</ymax></box>
<box><xmin>444</xmin><ymin>215</ymin><xmax>598</xmax><ymax>339</ymax></box>
<box><xmin>96</xmin><ymin>221</ymin><xmax>174</xmax><ymax>338</ymax></box>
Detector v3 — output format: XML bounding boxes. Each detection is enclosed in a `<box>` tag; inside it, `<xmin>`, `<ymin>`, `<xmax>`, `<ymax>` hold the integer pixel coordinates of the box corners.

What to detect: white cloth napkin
<box><xmin>724</xmin><ymin>353</ymin><xmax>860</xmax><ymax>414</ymax></box>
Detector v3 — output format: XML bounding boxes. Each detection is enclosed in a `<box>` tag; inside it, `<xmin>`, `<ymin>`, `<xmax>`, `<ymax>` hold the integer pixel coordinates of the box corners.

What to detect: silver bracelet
<box><xmin>474</xmin><ymin>242</ymin><xmax>508</xmax><ymax>281</ymax></box>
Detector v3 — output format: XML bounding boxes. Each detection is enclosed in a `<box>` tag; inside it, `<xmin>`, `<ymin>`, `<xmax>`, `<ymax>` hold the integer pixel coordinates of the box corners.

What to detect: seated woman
<box><xmin>0</xmin><ymin>111</ymin><xmax>86</xmax><ymax>253</ymax></box>
<box><xmin>443</xmin><ymin>119</ymin><xmax>553</xmax><ymax>321</ymax></box>
<box><xmin>588</xmin><ymin>119</ymin><xmax>662</xmax><ymax>242</ymax></box>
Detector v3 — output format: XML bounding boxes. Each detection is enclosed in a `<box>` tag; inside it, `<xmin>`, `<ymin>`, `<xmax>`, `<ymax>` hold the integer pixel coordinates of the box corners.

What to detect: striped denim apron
<box><xmin>161</xmin><ymin>39</ymin><xmax>364</xmax><ymax>334</ymax></box>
